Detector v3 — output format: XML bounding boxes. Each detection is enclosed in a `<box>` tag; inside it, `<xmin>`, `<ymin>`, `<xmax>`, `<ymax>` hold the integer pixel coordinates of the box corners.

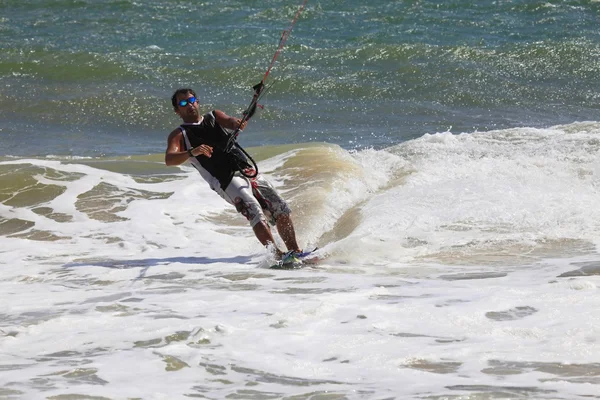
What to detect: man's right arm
<box><xmin>165</xmin><ymin>129</ymin><xmax>213</xmax><ymax>166</ymax></box>
<box><xmin>165</xmin><ymin>129</ymin><xmax>189</xmax><ymax>166</ymax></box>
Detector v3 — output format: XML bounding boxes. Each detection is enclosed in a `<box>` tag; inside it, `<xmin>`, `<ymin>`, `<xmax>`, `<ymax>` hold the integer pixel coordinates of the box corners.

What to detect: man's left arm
<box><xmin>214</xmin><ymin>110</ymin><xmax>248</xmax><ymax>131</ymax></box>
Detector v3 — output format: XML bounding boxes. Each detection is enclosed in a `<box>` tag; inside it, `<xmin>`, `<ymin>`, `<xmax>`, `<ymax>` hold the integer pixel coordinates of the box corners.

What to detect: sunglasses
<box><xmin>178</xmin><ymin>96</ymin><xmax>197</xmax><ymax>107</ymax></box>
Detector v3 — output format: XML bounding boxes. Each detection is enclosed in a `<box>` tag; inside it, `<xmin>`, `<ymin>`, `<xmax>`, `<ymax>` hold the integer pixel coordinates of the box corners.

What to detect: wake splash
<box><xmin>318</xmin><ymin>121</ymin><xmax>600</xmax><ymax>267</ymax></box>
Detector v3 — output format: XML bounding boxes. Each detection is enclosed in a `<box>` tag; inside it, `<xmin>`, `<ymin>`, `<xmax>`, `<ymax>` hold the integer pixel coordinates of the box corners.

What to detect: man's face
<box><xmin>175</xmin><ymin>92</ymin><xmax>199</xmax><ymax>120</ymax></box>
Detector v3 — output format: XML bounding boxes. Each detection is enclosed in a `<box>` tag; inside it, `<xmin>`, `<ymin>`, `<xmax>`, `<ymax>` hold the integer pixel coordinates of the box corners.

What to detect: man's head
<box><xmin>172</xmin><ymin>88</ymin><xmax>200</xmax><ymax>122</ymax></box>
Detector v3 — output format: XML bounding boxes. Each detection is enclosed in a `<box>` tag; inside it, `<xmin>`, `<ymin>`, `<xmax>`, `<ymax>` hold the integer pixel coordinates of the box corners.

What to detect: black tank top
<box><xmin>181</xmin><ymin>111</ymin><xmax>251</xmax><ymax>189</ymax></box>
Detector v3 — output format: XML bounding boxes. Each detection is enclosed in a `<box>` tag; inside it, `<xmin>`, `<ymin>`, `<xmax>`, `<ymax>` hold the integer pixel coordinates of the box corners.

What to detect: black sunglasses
<box><xmin>178</xmin><ymin>96</ymin><xmax>197</xmax><ymax>107</ymax></box>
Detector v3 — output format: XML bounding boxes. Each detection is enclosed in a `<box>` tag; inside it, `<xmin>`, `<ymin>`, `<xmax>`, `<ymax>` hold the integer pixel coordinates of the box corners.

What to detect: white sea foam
<box><xmin>328</xmin><ymin>124</ymin><xmax>600</xmax><ymax>267</ymax></box>
<box><xmin>2</xmin><ymin>125</ymin><xmax>600</xmax><ymax>398</ymax></box>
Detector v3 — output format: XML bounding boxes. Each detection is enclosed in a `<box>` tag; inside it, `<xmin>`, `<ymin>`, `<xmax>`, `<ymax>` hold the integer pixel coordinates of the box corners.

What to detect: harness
<box><xmin>181</xmin><ymin>112</ymin><xmax>253</xmax><ymax>189</ymax></box>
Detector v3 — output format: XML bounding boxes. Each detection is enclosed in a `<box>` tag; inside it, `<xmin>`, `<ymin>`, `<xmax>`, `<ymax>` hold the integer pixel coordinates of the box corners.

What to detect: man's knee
<box><xmin>234</xmin><ymin>196</ymin><xmax>266</xmax><ymax>227</ymax></box>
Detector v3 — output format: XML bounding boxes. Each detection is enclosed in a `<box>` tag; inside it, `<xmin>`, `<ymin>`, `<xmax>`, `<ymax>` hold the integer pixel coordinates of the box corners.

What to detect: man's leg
<box><xmin>222</xmin><ymin>176</ymin><xmax>284</xmax><ymax>254</ymax></box>
<box><xmin>250</xmin><ymin>173</ymin><xmax>301</xmax><ymax>254</ymax></box>
<box><xmin>253</xmin><ymin>220</ymin><xmax>281</xmax><ymax>251</ymax></box>
<box><xmin>276</xmin><ymin>213</ymin><xmax>301</xmax><ymax>253</ymax></box>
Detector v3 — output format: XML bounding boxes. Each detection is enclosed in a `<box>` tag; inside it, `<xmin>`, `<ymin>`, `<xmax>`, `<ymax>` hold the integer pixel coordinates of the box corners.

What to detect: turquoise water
<box><xmin>1</xmin><ymin>0</ymin><xmax>599</xmax><ymax>156</ymax></box>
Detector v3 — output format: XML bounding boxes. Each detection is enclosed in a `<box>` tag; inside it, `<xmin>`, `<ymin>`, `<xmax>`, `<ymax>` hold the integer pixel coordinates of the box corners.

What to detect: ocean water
<box><xmin>1</xmin><ymin>1</ymin><xmax>600</xmax><ymax>399</ymax></box>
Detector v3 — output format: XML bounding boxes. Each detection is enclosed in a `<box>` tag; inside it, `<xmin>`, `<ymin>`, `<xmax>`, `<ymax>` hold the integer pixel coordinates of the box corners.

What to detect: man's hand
<box><xmin>190</xmin><ymin>144</ymin><xmax>213</xmax><ymax>158</ymax></box>
<box><xmin>236</xmin><ymin>118</ymin><xmax>248</xmax><ymax>131</ymax></box>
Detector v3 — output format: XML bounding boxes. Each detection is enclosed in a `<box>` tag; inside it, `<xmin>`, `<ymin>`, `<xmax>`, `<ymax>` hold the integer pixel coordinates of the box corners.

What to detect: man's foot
<box><xmin>293</xmin><ymin>249</ymin><xmax>316</xmax><ymax>258</ymax></box>
<box><xmin>278</xmin><ymin>250</ymin><xmax>294</xmax><ymax>261</ymax></box>
<box><xmin>279</xmin><ymin>248</ymin><xmax>315</xmax><ymax>263</ymax></box>
<box><xmin>275</xmin><ymin>248</ymin><xmax>289</xmax><ymax>260</ymax></box>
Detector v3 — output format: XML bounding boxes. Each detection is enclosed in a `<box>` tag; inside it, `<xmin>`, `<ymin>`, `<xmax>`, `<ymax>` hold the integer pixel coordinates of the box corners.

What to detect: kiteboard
<box><xmin>269</xmin><ymin>248</ymin><xmax>320</xmax><ymax>270</ymax></box>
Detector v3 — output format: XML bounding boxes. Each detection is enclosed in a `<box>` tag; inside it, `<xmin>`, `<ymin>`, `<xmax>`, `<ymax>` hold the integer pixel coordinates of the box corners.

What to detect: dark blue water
<box><xmin>1</xmin><ymin>0</ymin><xmax>599</xmax><ymax>157</ymax></box>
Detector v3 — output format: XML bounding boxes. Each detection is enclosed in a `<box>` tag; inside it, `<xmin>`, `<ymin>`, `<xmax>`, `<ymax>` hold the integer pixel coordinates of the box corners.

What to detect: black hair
<box><xmin>171</xmin><ymin>88</ymin><xmax>197</xmax><ymax>109</ymax></box>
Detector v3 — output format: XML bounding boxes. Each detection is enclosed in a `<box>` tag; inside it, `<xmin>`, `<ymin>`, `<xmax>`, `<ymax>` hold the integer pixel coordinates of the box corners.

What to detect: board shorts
<box><xmin>216</xmin><ymin>171</ymin><xmax>292</xmax><ymax>227</ymax></box>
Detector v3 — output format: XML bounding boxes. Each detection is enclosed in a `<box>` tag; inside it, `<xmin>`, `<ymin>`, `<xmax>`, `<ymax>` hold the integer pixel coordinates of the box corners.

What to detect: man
<box><xmin>165</xmin><ymin>88</ymin><xmax>302</xmax><ymax>259</ymax></box>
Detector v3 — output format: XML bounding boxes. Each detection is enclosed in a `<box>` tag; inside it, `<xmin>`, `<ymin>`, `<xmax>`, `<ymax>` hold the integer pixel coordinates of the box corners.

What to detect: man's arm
<box><xmin>214</xmin><ymin>110</ymin><xmax>248</xmax><ymax>131</ymax></box>
<box><xmin>165</xmin><ymin>129</ymin><xmax>212</xmax><ymax>166</ymax></box>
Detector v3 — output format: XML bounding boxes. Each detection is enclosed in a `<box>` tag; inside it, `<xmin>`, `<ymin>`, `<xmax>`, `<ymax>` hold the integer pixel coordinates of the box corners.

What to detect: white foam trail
<box><xmin>2</xmin><ymin>126</ymin><xmax>600</xmax><ymax>398</ymax></box>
